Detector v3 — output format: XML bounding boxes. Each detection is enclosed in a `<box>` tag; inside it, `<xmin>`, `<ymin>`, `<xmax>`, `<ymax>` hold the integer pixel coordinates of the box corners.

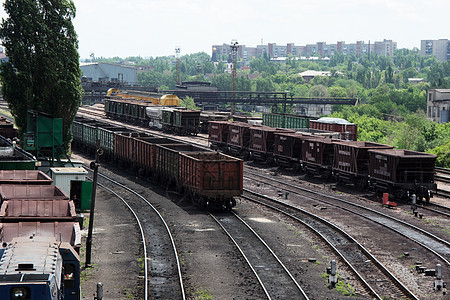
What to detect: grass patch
<box><xmin>137</xmin><ymin>256</ymin><xmax>145</xmax><ymax>272</ymax></box>
<box><xmin>321</xmin><ymin>273</ymin><xmax>356</xmax><ymax>297</ymax></box>
<box><xmin>191</xmin><ymin>288</ymin><xmax>213</xmax><ymax>300</ymax></box>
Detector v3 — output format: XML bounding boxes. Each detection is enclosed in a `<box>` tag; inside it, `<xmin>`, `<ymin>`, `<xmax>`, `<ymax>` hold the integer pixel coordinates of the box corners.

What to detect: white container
<box><xmin>49</xmin><ymin>167</ymin><xmax>88</xmax><ymax>197</ymax></box>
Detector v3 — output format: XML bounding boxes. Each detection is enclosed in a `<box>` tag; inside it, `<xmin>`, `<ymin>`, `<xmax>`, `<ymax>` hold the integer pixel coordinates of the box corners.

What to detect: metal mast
<box><xmin>230</xmin><ymin>40</ymin><xmax>238</xmax><ymax>115</ymax></box>
<box><xmin>175</xmin><ymin>47</ymin><xmax>181</xmax><ymax>85</ymax></box>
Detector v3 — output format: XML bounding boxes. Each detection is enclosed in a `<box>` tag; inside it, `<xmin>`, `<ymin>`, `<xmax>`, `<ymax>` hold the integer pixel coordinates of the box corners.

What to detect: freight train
<box><xmin>71</xmin><ymin>118</ymin><xmax>243</xmax><ymax>209</ymax></box>
<box><xmin>0</xmin><ymin>169</ymin><xmax>81</xmax><ymax>300</ymax></box>
<box><xmin>209</xmin><ymin>121</ymin><xmax>437</xmax><ymax>202</ymax></box>
<box><xmin>104</xmin><ymin>97</ymin><xmax>231</xmax><ymax>135</ymax></box>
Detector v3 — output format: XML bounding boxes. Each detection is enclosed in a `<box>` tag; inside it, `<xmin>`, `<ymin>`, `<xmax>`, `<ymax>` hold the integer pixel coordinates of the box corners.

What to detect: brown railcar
<box><xmin>0</xmin><ymin>185</ymin><xmax>81</xmax><ymax>249</ymax></box>
<box><xmin>302</xmin><ymin>136</ymin><xmax>337</xmax><ymax>177</ymax></box>
<box><xmin>249</xmin><ymin>126</ymin><xmax>294</xmax><ymax>162</ymax></box>
<box><xmin>227</xmin><ymin>122</ymin><xmax>252</xmax><ymax>158</ymax></box>
<box><xmin>368</xmin><ymin>149</ymin><xmax>437</xmax><ymax>201</ymax></box>
<box><xmin>114</xmin><ymin>132</ymin><xmax>153</xmax><ymax>168</ymax></box>
<box><xmin>154</xmin><ymin>143</ymin><xmax>205</xmax><ymax>186</ymax></box>
<box><xmin>273</xmin><ymin>132</ymin><xmax>306</xmax><ymax>170</ymax></box>
<box><xmin>208</xmin><ymin>121</ymin><xmax>230</xmax><ymax>151</ymax></box>
<box><xmin>178</xmin><ymin>152</ymin><xmax>243</xmax><ymax>209</ymax></box>
<box><xmin>333</xmin><ymin>141</ymin><xmax>393</xmax><ymax>187</ymax></box>
<box><xmin>0</xmin><ymin>170</ymin><xmax>52</xmax><ymax>185</ymax></box>
<box><xmin>132</xmin><ymin>136</ymin><xmax>180</xmax><ymax>174</ymax></box>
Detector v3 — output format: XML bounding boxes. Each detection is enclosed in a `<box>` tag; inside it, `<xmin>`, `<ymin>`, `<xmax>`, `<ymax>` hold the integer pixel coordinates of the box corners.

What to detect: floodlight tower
<box><xmin>175</xmin><ymin>47</ymin><xmax>181</xmax><ymax>85</ymax></box>
<box><xmin>230</xmin><ymin>40</ymin><xmax>238</xmax><ymax>115</ymax></box>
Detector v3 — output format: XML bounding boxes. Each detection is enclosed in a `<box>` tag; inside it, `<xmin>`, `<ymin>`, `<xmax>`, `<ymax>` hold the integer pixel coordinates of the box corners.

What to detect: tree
<box><xmin>0</xmin><ymin>0</ymin><xmax>83</xmax><ymax>151</ymax></box>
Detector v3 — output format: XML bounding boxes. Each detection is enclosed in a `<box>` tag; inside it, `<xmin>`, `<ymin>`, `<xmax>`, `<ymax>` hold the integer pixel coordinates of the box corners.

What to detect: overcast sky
<box><xmin>0</xmin><ymin>0</ymin><xmax>449</xmax><ymax>59</ymax></box>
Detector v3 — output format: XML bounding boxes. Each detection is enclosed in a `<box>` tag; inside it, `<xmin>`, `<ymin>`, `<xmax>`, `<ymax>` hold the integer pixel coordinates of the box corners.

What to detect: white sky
<box><xmin>0</xmin><ymin>0</ymin><xmax>449</xmax><ymax>59</ymax></box>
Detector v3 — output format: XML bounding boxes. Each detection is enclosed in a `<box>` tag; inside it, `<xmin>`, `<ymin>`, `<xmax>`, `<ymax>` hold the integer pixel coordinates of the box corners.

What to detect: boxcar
<box><xmin>208</xmin><ymin>121</ymin><xmax>229</xmax><ymax>151</ymax></box>
<box><xmin>178</xmin><ymin>152</ymin><xmax>243</xmax><ymax>209</ymax></box>
<box><xmin>227</xmin><ymin>122</ymin><xmax>252</xmax><ymax>158</ymax></box>
<box><xmin>0</xmin><ymin>170</ymin><xmax>52</xmax><ymax>185</ymax></box>
<box><xmin>333</xmin><ymin>141</ymin><xmax>393</xmax><ymax>187</ymax></box>
<box><xmin>302</xmin><ymin>136</ymin><xmax>336</xmax><ymax>177</ymax></box>
<box><xmin>368</xmin><ymin>149</ymin><xmax>437</xmax><ymax>201</ymax></box>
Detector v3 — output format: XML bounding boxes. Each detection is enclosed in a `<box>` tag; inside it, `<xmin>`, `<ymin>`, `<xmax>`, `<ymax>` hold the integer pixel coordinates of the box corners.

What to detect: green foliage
<box><xmin>0</xmin><ymin>0</ymin><xmax>83</xmax><ymax>151</ymax></box>
<box><xmin>180</xmin><ymin>96</ymin><xmax>199</xmax><ymax>110</ymax></box>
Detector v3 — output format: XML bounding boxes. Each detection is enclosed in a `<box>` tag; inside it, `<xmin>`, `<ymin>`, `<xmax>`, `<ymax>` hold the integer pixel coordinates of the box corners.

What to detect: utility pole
<box><xmin>230</xmin><ymin>40</ymin><xmax>238</xmax><ymax>115</ymax></box>
<box><xmin>85</xmin><ymin>140</ymin><xmax>103</xmax><ymax>267</ymax></box>
<box><xmin>175</xmin><ymin>47</ymin><xmax>181</xmax><ymax>85</ymax></box>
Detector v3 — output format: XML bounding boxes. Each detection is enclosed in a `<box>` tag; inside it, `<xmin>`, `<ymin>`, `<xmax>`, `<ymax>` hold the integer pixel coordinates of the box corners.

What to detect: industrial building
<box><xmin>427</xmin><ymin>89</ymin><xmax>450</xmax><ymax>123</ymax></box>
<box><xmin>80</xmin><ymin>62</ymin><xmax>138</xmax><ymax>84</ymax></box>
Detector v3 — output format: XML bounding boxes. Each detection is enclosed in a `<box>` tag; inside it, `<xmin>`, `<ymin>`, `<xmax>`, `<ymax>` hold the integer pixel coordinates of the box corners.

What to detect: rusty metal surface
<box><xmin>0</xmin><ymin>199</ymin><xmax>76</xmax><ymax>218</ymax></box>
<box><xmin>0</xmin><ymin>170</ymin><xmax>52</xmax><ymax>184</ymax></box>
<box><xmin>0</xmin><ymin>184</ymin><xmax>68</xmax><ymax>201</ymax></box>
<box><xmin>368</xmin><ymin>149</ymin><xmax>437</xmax><ymax>184</ymax></box>
<box><xmin>208</xmin><ymin>121</ymin><xmax>229</xmax><ymax>144</ymax></box>
<box><xmin>0</xmin><ymin>221</ymin><xmax>81</xmax><ymax>248</ymax></box>
<box><xmin>178</xmin><ymin>152</ymin><xmax>243</xmax><ymax>199</ymax></box>
<box><xmin>249</xmin><ymin>126</ymin><xmax>293</xmax><ymax>154</ymax></box>
<box><xmin>333</xmin><ymin>141</ymin><xmax>393</xmax><ymax>176</ymax></box>
<box><xmin>227</xmin><ymin>122</ymin><xmax>252</xmax><ymax>148</ymax></box>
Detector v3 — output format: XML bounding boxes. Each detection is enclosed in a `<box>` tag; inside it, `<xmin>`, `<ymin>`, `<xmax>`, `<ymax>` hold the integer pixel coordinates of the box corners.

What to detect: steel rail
<box><xmin>232</xmin><ymin>211</ymin><xmax>310</xmax><ymax>300</ymax></box>
<box><xmin>87</xmin><ymin>167</ymin><xmax>186</xmax><ymax>300</ymax></box>
<box><xmin>243</xmin><ymin>190</ymin><xmax>419</xmax><ymax>300</ymax></box>
<box><xmin>245</xmin><ymin>170</ymin><xmax>450</xmax><ymax>263</ymax></box>
<box><xmin>95</xmin><ymin>181</ymin><xmax>149</xmax><ymax>299</ymax></box>
<box><xmin>210</xmin><ymin>214</ymin><xmax>271</xmax><ymax>300</ymax></box>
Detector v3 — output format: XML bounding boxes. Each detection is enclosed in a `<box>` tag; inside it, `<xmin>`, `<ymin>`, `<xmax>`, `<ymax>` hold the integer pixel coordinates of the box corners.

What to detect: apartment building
<box><xmin>420</xmin><ymin>39</ymin><xmax>450</xmax><ymax>62</ymax></box>
<box><xmin>212</xmin><ymin>39</ymin><xmax>395</xmax><ymax>62</ymax></box>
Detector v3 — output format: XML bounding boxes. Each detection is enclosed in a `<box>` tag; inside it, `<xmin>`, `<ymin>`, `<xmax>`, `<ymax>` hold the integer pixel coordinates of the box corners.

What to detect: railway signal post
<box><xmin>85</xmin><ymin>140</ymin><xmax>103</xmax><ymax>267</ymax></box>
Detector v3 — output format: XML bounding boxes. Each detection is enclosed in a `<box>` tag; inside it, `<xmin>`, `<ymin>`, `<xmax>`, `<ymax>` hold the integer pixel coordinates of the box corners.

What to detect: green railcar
<box><xmin>263</xmin><ymin>113</ymin><xmax>313</xmax><ymax>129</ymax></box>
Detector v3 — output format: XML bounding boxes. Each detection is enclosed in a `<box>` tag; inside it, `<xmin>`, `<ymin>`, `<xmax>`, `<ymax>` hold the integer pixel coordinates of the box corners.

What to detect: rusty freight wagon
<box><xmin>0</xmin><ymin>185</ymin><xmax>81</xmax><ymax>250</ymax></box>
<box><xmin>273</xmin><ymin>132</ymin><xmax>308</xmax><ymax>170</ymax></box>
<box><xmin>113</xmin><ymin>132</ymin><xmax>155</xmax><ymax>169</ymax></box>
<box><xmin>249</xmin><ymin>126</ymin><xmax>293</xmax><ymax>162</ymax></box>
<box><xmin>333</xmin><ymin>141</ymin><xmax>393</xmax><ymax>187</ymax></box>
<box><xmin>227</xmin><ymin>122</ymin><xmax>252</xmax><ymax>158</ymax></box>
<box><xmin>208</xmin><ymin>121</ymin><xmax>230</xmax><ymax>152</ymax></box>
<box><xmin>302</xmin><ymin>136</ymin><xmax>337</xmax><ymax>177</ymax></box>
<box><xmin>368</xmin><ymin>149</ymin><xmax>437</xmax><ymax>201</ymax></box>
<box><xmin>178</xmin><ymin>152</ymin><xmax>243</xmax><ymax>209</ymax></box>
<box><xmin>130</xmin><ymin>136</ymin><xmax>181</xmax><ymax>175</ymax></box>
<box><xmin>154</xmin><ymin>144</ymin><xmax>207</xmax><ymax>186</ymax></box>
<box><xmin>0</xmin><ymin>170</ymin><xmax>52</xmax><ymax>185</ymax></box>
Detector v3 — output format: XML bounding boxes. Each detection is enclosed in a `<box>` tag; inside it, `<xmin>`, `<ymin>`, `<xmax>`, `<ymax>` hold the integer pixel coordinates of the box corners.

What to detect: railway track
<box><xmin>87</xmin><ymin>167</ymin><xmax>186</xmax><ymax>300</ymax></box>
<box><xmin>244</xmin><ymin>169</ymin><xmax>450</xmax><ymax>266</ymax></box>
<box><xmin>210</xmin><ymin>212</ymin><xmax>309</xmax><ymax>300</ymax></box>
<box><xmin>241</xmin><ymin>190</ymin><xmax>418</xmax><ymax>300</ymax></box>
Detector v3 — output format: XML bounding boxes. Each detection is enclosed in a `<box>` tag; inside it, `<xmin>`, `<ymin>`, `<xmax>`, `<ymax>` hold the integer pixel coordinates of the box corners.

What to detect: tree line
<box><xmin>98</xmin><ymin>50</ymin><xmax>449</xmax><ymax>167</ymax></box>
